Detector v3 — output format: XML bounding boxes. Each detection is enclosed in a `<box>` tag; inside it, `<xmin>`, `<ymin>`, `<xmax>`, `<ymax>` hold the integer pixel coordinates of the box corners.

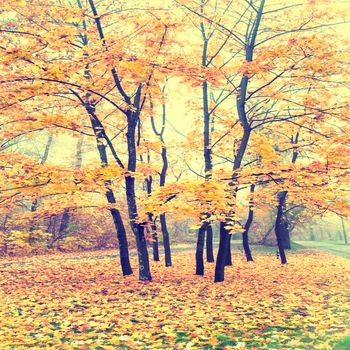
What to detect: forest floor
<box><xmin>0</xmin><ymin>249</ymin><xmax>349</xmax><ymax>349</ymax></box>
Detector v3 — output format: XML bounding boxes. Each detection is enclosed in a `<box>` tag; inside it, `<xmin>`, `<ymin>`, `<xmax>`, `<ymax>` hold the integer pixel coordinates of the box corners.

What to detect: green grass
<box><xmin>333</xmin><ymin>336</ymin><xmax>350</xmax><ymax>350</ymax></box>
<box><xmin>295</xmin><ymin>240</ymin><xmax>350</xmax><ymax>259</ymax></box>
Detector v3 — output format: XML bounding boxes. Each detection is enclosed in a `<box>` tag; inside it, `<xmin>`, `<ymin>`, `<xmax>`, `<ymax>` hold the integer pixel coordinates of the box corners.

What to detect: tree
<box><xmin>150</xmin><ymin>85</ymin><xmax>172</xmax><ymax>267</ymax></box>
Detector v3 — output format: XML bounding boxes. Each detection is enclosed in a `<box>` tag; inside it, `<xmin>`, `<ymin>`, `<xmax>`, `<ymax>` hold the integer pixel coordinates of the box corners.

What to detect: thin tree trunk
<box><xmin>125</xmin><ymin>87</ymin><xmax>152</xmax><ymax>281</ymax></box>
<box><xmin>152</xmin><ymin>233</ymin><xmax>160</xmax><ymax>261</ymax></box>
<box><xmin>151</xmin><ymin>94</ymin><xmax>172</xmax><ymax>267</ymax></box>
<box><xmin>160</xmin><ymin>213</ymin><xmax>172</xmax><ymax>266</ymax></box>
<box><xmin>57</xmin><ymin>138</ymin><xmax>84</xmax><ymax>241</ymax></box>
<box><xmin>73</xmin><ymin>6</ymin><xmax>133</xmax><ymax>276</ymax></box>
<box><xmin>126</xmin><ymin>175</ymin><xmax>151</xmax><ymax>281</ymax></box>
<box><xmin>108</xmin><ymin>206</ymin><xmax>133</xmax><ymax>275</ymax></box>
<box><xmin>196</xmin><ymin>16</ymin><xmax>214</xmax><ymax>271</ymax></box>
<box><xmin>215</xmin><ymin>45</ymin><xmax>252</xmax><ymax>280</ymax></box>
<box><xmin>88</xmin><ymin>0</ymin><xmax>162</xmax><ymax>280</ymax></box>
<box><xmin>2</xmin><ymin>215</ymin><xmax>9</xmax><ymax>255</ymax></box>
<box><xmin>206</xmin><ymin>223</ymin><xmax>214</xmax><ymax>262</ymax></box>
<box><xmin>275</xmin><ymin>191</ymin><xmax>288</xmax><ymax>264</ymax></box>
<box><xmin>243</xmin><ymin>184</ymin><xmax>255</xmax><ymax>262</ymax></box>
<box><xmin>195</xmin><ymin>223</ymin><xmax>206</xmax><ymax>275</ymax></box>
<box><xmin>145</xmin><ymin>174</ymin><xmax>160</xmax><ymax>262</ymax></box>
<box><xmin>30</xmin><ymin>134</ymin><xmax>53</xmax><ymax>234</ymax></box>
<box><xmin>58</xmin><ymin>210</ymin><xmax>70</xmax><ymax>235</ymax></box>
<box><xmin>215</xmin><ymin>0</ymin><xmax>266</xmax><ymax>283</ymax></box>
<box><xmin>242</xmin><ymin>231</ymin><xmax>253</xmax><ymax>262</ymax></box>
<box><xmin>214</xmin><ymin>222</ymin><xmax>230</xmax><ymax>282</ymax></box>
<box><xmin>214</xmin><ymin>126</ymin><xmax>250</xmax><ymax>280</ymax></box>
<box><xmin>310</xmin><ymin>226</ymin><xmax>315</xmax><ymax>241</ymax></box>
<box><xmin>276</xmin><ymin>191</ymin><xmax>291</xmax><ymax>250</ymax></box>
<box><xmin>148</xmin><ymin>215</ymin><xmax>160</xmax><ymax>262</ymax></box>
<box><xmin>341</xmin><ymin>216</ymin><xmax>348</xmax><ymax>245</ymax></box>
<box><xmin>87</xmin><ymin>105</ymin><xmax>133</xmax><ymax>276</ymax></box>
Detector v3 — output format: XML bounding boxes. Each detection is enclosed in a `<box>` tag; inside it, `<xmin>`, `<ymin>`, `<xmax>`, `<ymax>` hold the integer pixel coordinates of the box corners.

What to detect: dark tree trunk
<box><xmin>196</xmin><ymin>223</ymin><xmax>206</xmax><ymax>275</ymax></box>
<box><xmin>242</xmin><ymin>231</ymin><xmax>253</xmax><ymax>262</ymax></box>
<box><xmin>243</xmin><ymin>184</ymin><xmax>255</xmax><ymax>262</ymax></box>
<box><xmin>275</xmin><ymin>191</ymin><xmax>288</xmax><ymax>264</ymax></box>
<box><xmin>58</xmin><ymin>209</ymin><xmax>70</xmax><ymax>235</ymax></box>
<box><xmin>206</xmin><ymin>224</ymin><xmax>214</xmax><ymax>262</ymax></box>
<box><xmin>215</xmin><ymin>0</ymin><xmax>266</xmax><ymax>283</ymax></box>
<box><xmin>125</xmin><ymin>93</ymin><xmax>152</xmax><ymax>281</ymax></box>
<box><xmin>276</xmin><ymin>191</ymin><xmax>291</xmax><ymax>250</ymax></box>
<box><xmin>2</xmin><ymin>215</ymin><xmax>8</xmax><ymax>255</ymax></box>
<box><xmin>132</xmin><ymin>220</ymin><xmax>152</xmax><ymax>281</ymax></box>
<box><xmin>73</xmin><ymin>15</ymin><xmax>133</xmax><ymax>277</ymax></box>
<box><xmin>88</xmin><ymin>0</ymin><xmax>155</xmax><ymax>280</ymax></box>
<box><xmin>126</xmin><ymin>178</ymin><xmax>151</xmax><ymax>280</ymax></box>
<box><xmin>243</xmin><ymin>204</ymin><xmax>254</xmax><ymax>262</ymax></box>
<box><xmin>150</xmin><ymin>220</ymin><xmax>160</xmax><ymax>262</ymax></box>
<box><xmin>214</xmin><ymin>222</ymin><xmax>230</xmax><ymax>282</ymax></box>
<box><xmin>87</xmin><ymin>105</ymin><xmax>133</xmax><ymax>276</ymax></box>
<box><xmin>160</xmin><ymin>213</ymin><xmax>172</xmax><ymax>267</ymax></box>
<box><xmin>197</xmin><ymin>27</ymin><xmax>215</xmax><ymax>269</ymax></box>
<box><xmin>145</xmin><ymin>176</ymin><xmax>160</xmax><ymax>262</ymax></box>
<box><xmin>151</xmin><ymin>100</ymin><xmax>172</xmax><ymax>267</ymax></box>
<box><xmin>225</xmin><ymin>235</ymin><xmax>232</xmax><ymax>266</ymax></box>
<box><xmin>152</xmin><ymin>234</ymin><xmax>160</xmax><ymax>261</ymax></box>
<box><xmin>109</xmin><ymin>208</ymin><xmax>133</xmax><ymax>276</ymax></box>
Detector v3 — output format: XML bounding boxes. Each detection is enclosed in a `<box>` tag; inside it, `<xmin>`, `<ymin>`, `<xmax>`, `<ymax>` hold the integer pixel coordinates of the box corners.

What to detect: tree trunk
<box><xmin>206</xmin><ymin>223</ymin><xmax>214</xmax><ymax>262</ymax></box>
<box><xmin>29</xmin><ymin>134</ymin><xmax>53</xmax><ymax>233</ymax></box>
<box><xmin>150</xmin><ymin>219</ymin><xmax>160</xmax><ymax>262</ymax></box>
<box><xmin>197</xmin><ymin>24</ymin><xmax>215</xmax><ymax>268</ymax></box>
<box><xmin>160</xmin><ymin>213</ymin><xmax>172</xmax><ymax>267</ymax></box>
<box><xmin>214</xmin><ymin>222</ymin><xmax>230</xmax><ymax>282</ymax></box>
<box><xmin>126</xmin><ymin>175</ymin><xmax>152</xmax><ymax>281</ymax></box>
<box><xmin>88</xmin><ymin>0</ymin><xmax>152</xmax><ymax>280</ymax></box>
<box><xmin>242</xmin><ymin>231</ymin><xmax>253</xmax><ymax>262</ymax></box>
<box><xmin>310</xmin><ymin>226</ymin><xmax>315</xmax><ymax>241</ymax></box>
<box><xmin>1</xmin><ymin>215</ymin><xmax>9</xmax><ymax>255</ymax></box>
<box><xmin>58</xmin><ymin>209</ymin><xmax>70</xmax><ymax>235</ymax></box>
<box><xmin>275</xmin><ymin>191</ymin><xmax>288</xmax><ymax>264</ymax></box>
<box><xmin>145</xmin><ymin>176</ymin><xmax>160</xmax><ymax>262</ymax></box>
<box><xmin>243</xmin><ymin>184</ymin><xmax>255</xmax><ymax>262</ymax></box>
<box><xmin>151</xmin><ymin>103</ymin><xmax>172</xmax><ymax>267</ymax></box>
<box><xmin>242</xmin><ymin>195</ymin><xmax>254</xmax><ymax>261</ymax></box>
<box><xmin>125</xmin><ymin>96</ymin><xmax>152</xmax><ymax>281</ymax></box>
<box><xmin>133</xmin><ymin>221</ymin><xmax>152</xmax><ymax>281</ymax></box>
<box><xmin>215</xmin><ymin>0</ymin><xmax>266</xmax><ymax>283</ymax></box>
<box><xmin>87</xmin><ymin>105</ymin><xmax>132</xmax><ymax>276</ymax></box>
<box><xmin>225</xmin><ymin>235</ymin><xmax>232</xmax><ymax>266</ymax></box>
<box><xmin>109</xmin><ymin>208</ymin><xmax>133</xmax><ymax>276</ymax></box>
<box><xmin>341</xmin><ymin>216</ymin><xmax>348</xmax><ymax>245</ymax></box>
<box><xmin>195</xmin><ymin>223</ymin><xmax>206</xmax><ymax>275</ymax></box>
<box><xmin>276</xmin><ymin>191</ymin><xmax>291</xmax><ymax>249</ymax></box>
<box><xmin>57</xmin><ymin>138</ymin><xmax>84</xmax><ymax>241</ymax></box>
<box><xmin>82</xmin><ymin>0</ymin><xmax>135</xmax><ymax>277</ymax></box>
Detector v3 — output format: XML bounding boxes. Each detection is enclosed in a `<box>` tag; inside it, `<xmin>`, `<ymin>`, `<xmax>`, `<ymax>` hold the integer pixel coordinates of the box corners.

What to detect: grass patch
<box><xmin>333</xmin><ymin>336</ymin><xmax>350</xmax><ymax>350</ymax></box>
<box><xmin>296</xmin><ymin>240</ymin><xmax>350</xmax><ymax>259</ymax></box>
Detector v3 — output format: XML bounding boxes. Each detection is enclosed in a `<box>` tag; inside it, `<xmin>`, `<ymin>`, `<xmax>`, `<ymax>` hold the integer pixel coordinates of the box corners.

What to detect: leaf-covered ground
<box><xmin>0</xmin><ymin>250</ymin><xmax>349</xmax><ymax>349</ymax></box>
